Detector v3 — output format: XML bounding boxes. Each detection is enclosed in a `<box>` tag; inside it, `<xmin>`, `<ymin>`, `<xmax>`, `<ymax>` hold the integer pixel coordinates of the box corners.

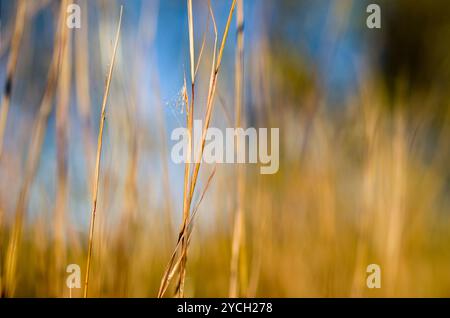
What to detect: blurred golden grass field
<box><xmin>0</xmin><ymin>0</ymin><xmax>449</xmax><ymax>297</ymax></box>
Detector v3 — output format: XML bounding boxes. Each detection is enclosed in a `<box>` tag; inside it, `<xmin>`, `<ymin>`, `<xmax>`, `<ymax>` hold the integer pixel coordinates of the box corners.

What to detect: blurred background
<box><xmin>0</xmin><ymin>0</ymin><xmax>449</xmax><ymax>297</ymax></box>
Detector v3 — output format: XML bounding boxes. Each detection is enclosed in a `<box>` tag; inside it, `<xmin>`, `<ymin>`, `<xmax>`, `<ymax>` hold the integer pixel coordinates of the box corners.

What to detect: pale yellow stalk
<box><xmin>84</xmin><ymin>6</ymin><xmax>123</xmax><ymax>298</ymax></box>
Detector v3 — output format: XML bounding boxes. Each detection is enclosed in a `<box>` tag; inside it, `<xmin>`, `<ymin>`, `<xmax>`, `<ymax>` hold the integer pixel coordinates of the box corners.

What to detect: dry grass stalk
<box><xmin>188</xmin><ymin>0</ymin><xmax>236</xmax><ymax>201</ymax></box>
<box><xmin>2</xmin><ymin>0</ymin><xmax>69</xmax><ymax>297</ymax></box>
<box><xmin>75</xmin><ymin>0</ymin><xmax>95</xmax><ymax>186</ymax></box>
<box><xmin>53</xmin><ymin>0</ymin><xmax>74</xmax><ymax>296</ymax></box>
<box><xmin>158</xmin><ymin>0</ymin><xmax>236</xmax><ymax>298</ymax></box>
<box><xmin>180</xmin><ymin>0</ymin><xmax>236</xmax><ymax>296</ymax></box>
<box><xmin>0</xmin><ymin>0</ymin><xmax>27</xmax><ymax>296</ymax></box>
<box><xmin>176</xmin><ymin>0</ymin><xmax>196</xmax><ymax>298</ymax></box>
<box><xmin>158</xmin><ymin>167</ymin><xmax>217</xmax><ymax>298</ymax></box>
<box><xmin>229</xmin><ymin>0</ymin><xmax>245</xmax><ymax>298</ymax></box>
<box><xmin>84</xmin><ymin>6</ymin><xmax>123</xmax><ymax>298</ymax></box>
<box><xmin>187</xmin><ymin>0</ymin><xmax>195</xmax><ymax>85</ymax></box>
<box><xmin>0</xmin><ymin>0</ymin><xmax>26</xmax><ymax>159</ymax></box>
